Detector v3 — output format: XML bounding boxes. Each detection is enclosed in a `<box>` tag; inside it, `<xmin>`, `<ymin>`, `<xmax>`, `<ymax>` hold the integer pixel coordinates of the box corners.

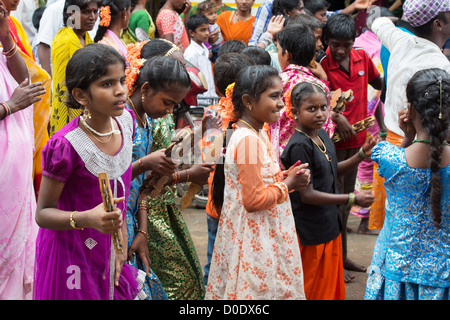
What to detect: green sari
<box><xmin>145</xmin><ymin>115</ymin><xmax>205</xmax><ymax>300</ymax></box>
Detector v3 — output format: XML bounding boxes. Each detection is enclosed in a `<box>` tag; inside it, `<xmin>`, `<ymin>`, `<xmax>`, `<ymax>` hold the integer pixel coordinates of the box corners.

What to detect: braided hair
<box><xmin>406</xmin><ymin>68</ymin><xmax>450</xmax><ymax>228</ymax></box>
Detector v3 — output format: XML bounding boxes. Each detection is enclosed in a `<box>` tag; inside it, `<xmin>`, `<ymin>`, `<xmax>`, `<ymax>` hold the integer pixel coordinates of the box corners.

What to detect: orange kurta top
<box><xmin>205</xmin><ymin>127</ymin><xmax>305</xmax><ymax>300</ymax></box>
<box><xmin>216</xmin><ymin>11</ymin><xmax>254</xmax><ymax>45</ymax></box>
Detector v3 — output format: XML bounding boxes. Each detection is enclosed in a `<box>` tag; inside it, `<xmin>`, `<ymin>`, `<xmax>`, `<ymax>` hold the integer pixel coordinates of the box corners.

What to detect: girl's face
<box><xmin>293</xmin><ymin>92</ymin><xmax>328</xmax><ymax>133</ymax></box>
<box><xmin>122</xmin><ymin>6</ymin><xmax>132</xmax><ymax>29</ymax></box>
<box><xmin>246</xmin><ymin>76</ymin><xmax>284</xmax><ymax>125</ymax></box>
<box><xmin>205</xmin><ymin>8</ymin><xmax>218</xmax><ymax>24</ymax></box>
<box><xmin>142</xmin><ymin>84</ymin><xmax>191</xmax><ymax>119</ymax></box>
<box><xmin>81</xmin><ymin>62</ymin><xmax>128</xmax><ymax>118</ymax></box>
<box><xmin>314</xmin><ymin>8</ymin><xmax>327</xmax><ymax>25</ymax></box>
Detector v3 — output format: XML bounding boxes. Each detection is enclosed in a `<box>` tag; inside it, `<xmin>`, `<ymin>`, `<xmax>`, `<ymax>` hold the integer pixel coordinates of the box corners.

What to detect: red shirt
<box><xmin>320</xmin><ymin>47</ymin><xmax>380</xmax><ymax>149</ymax></box>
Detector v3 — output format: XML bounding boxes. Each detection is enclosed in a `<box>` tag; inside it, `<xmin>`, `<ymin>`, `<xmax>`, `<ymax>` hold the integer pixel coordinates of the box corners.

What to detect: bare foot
<box><xmin>343</xmin><ymin>258</ymin><xmax>367</xmax><ymax>273</ymax></box>
<box><xmin>356</xmin><ymin>218</ymin><xmax>380</xmax><ymax>235</ymax></box>
<box><xmin>344</xmin><ymin>269</ymin><xmax>355</xmax><ymax>283</ymax></box>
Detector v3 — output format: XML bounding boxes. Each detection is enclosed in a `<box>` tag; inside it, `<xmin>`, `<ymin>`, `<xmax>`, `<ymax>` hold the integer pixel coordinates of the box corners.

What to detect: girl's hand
<box><xmin>361</xmin><ymin>134</ymin><xmax>379</xmax><ymax>156</ymax></box>
<box><xmin>266</xmin><ymin>15</ymin><xmax>285</xmax><ymax>36</ymax></box>
<box><xmin>284</xmin><ymin>162</ymin><xmax>311</xmax><ymax>191</ymax></box>
<box><xmin>86</xmin><ymin>197</ymin><xmax>124</xmax><ymax>234</ymax></box>
<box><xmin>308</xmin><ymin>62</ymin><xmax>328</xmax><ymax>81</ymax></box>
<box><xmin>127</xmin><ymin>229</ymin><xmax>151</xmax><ymax>277</ymax></box>
<box><xmin>187</xmin><ymin>164</ymin><xmax>214</xmax><ymax>185</ymax></box>
<box><xmin>114</xmin><ymin>249</ymin><xmax>128</xmax><ymax>287</ymax></box>
<box><xmin>398</xmin><ymin>108</ymin><xmax>415</xmax><ymax>140</ymax></box>
<box><xmin>7</xmin><ymin>79</ymin><xmax>46</xmax><ymax>112</ymax></box>
<box><xmin>355</xmin><ymin>190</ymin><xmax>375</xmax><ymax>208</ymax></box>
<box><xmin>208</xmin><ymin>29</ymin><xmax>219</xmax><ymax>45</ymax></box>
<box><xmin>143</xmin><ymin>149</ymin><xmax>177</xmax><ymax>177</ymax></box>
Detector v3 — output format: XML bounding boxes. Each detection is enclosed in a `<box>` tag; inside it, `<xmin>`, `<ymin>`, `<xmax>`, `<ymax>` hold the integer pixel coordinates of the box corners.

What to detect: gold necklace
<box><xmin>128</xmin><ymin>98</ymin><xmax>147</xmax><ymax>128</ymax></box>
<box><xmin>238</xmin><ymin>119</ymin><xmax>281</xmax><ymax>182</ymax></box>
<box><xmin>238</xmin><ymin>119</ymin><xmax>260</xmax><ymax>134</ymax></box>
<box><xmin>295</xmin><ymin>128</ymin><xmax>331</xmax><ymax>162</ymax></box>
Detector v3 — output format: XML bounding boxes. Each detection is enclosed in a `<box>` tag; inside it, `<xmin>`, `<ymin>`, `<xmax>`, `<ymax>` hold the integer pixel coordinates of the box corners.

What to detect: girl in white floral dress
<box><xmin>206</xmin><ymin>65</ymin><xmax>310</xmax><ymax>300</ymax></box>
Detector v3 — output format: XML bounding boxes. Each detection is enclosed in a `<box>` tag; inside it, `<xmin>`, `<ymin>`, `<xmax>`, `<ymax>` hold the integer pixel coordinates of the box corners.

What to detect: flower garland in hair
<box><xmin>284</xmin><ymin>87</ymin><xmax>294</xmax><ymax>120</ymax></box>
<box><xmin>125</xmin><ymin>40</ymin><xmax>149</xmax><ymax>95</ymax></box>
<box><xmin>223</xmin><ymin>82</ymin><xmax>239</xmax><ymax>122</ymax></box>
<box><xmin>99</xmin><ymin>6</ymin><xmax>111</xmax><ymax>27</ymax></box>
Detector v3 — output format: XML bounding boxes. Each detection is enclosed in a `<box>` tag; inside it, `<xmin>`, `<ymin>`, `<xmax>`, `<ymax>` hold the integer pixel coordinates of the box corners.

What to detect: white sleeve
<box><xmin>35</xmin><ymin>2</ymin><xmax>64</xmax><ymax>46</ymax></box>
<box><xmin>371</xmin><ymin>17</ymin><xmax>411</xmax><ymax>53</ymax></box>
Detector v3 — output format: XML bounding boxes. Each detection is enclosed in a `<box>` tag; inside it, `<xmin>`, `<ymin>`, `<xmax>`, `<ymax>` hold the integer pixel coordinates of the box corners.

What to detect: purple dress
<box><xmin>33</xmin><ymin>109</ymin><xmax>146</xmax><ymax>300</ymax></box>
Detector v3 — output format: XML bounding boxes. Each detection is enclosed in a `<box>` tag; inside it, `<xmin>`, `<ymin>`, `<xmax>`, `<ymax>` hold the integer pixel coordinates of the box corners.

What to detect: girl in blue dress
<box><xmin>365</xmin><ymin>68</ymin><xmax>450</xmax><ymax>300</ymax></box>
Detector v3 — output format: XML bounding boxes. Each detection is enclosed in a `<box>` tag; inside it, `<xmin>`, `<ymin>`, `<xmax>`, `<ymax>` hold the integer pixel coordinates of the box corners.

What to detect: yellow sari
<box><xmin>8</xmin><ymin>16</ymin><xmax>51</xmax><ymax>198</ymax></box>
<box><xmin>49</xmin><ymin>27</ymin><xmax>93</xmax><ymax>137</ymax></box>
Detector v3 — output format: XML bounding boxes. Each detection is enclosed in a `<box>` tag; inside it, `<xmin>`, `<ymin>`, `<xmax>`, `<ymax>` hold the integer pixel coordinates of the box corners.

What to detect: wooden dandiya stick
<box><xmin>98</xmin><ymin>172</ymin><xmax>124</xmax><ymax>255</ymax></box>
<box><xmin>332</xmin><ymin>115</ymin><xmax>376</xmax><ymax>143</ymax></box>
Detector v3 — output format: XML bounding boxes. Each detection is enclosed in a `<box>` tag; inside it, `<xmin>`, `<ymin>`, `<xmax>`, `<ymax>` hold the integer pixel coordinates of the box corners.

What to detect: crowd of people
<box><xmin>0</xmin><ymin>0</ymin><xmax>449</xmax><ymax>301</ymax></box>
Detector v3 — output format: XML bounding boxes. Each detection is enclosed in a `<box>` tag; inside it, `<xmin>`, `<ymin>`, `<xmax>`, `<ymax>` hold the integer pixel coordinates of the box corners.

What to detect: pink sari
<box><xmin>0</xmin><ymin>53</ymin><xmax>38</xmax><ymax>299</ymax></box>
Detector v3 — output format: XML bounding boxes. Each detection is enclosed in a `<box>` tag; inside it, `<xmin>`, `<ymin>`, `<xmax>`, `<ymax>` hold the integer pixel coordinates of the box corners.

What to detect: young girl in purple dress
<box><xmin>34</xmin><ymin>43</ymin><xmax>146</xmax><ymax>300</ymax></box>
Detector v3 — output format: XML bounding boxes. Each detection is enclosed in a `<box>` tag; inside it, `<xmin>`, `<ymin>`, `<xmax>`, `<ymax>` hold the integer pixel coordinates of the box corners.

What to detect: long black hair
<box><xmin>406</xmin><ymin>68</ymin><xmax>450</xmax><ymax>228</ymax></box>
<box><xmin>211</xmin><ymin>65</ymin><xmax>280</xmax><ymax>213</ymax></box>
<box><xmin>94</xmin><ymin>0</ymin><xmax>131</xmax><ymax>42</ymax></box>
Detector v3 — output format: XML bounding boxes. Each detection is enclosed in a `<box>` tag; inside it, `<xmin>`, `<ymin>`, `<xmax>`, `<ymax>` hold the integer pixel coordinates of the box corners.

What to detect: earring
<box><xmin>84</xmin><ymin>108</ymin><xmax>92</xmax><ymax>119</ymax></box>
<box><xmin>142</xmin><ymin>95</ymin><xmax>145</xmax><ymax>103</ymax></box>
<box><xmin>248</xmin><ymin>105</ymin><xmax>252</xmax><ymax>111</ymax></box>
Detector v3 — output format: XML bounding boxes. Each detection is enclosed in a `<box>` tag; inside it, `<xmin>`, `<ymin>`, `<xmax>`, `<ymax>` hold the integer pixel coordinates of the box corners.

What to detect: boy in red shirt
<box><xmin>320</xmin><ymin>13</ymin><xmax>383</xmax><ymax>283</ymax></box>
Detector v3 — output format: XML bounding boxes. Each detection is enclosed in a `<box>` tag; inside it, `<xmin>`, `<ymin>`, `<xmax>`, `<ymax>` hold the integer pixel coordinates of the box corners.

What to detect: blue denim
<box><xmin>203</xmin><ymin>214</ymin><xmax>219</xmax><ymax>286</ymax></box>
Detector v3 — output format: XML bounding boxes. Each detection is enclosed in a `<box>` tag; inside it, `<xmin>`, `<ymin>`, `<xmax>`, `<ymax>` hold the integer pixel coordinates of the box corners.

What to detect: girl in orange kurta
<box><xmin>205</xmin><ymin>65</ymin><xmax>310</xmax><ymax>300</ymax></box>
<box><xmin>216</xmin><ymin>0</ymin><xmax>255</xmax><ymax>44</ymax></box>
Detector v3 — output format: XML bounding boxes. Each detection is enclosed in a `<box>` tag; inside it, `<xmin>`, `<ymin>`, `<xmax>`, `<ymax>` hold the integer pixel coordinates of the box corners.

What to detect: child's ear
<box><xmin>241</xmin><ymin>93</ymin><xmax>254</xmax><ymax>110</ymax></box>
<box><xmin>188</xmin><ymin>29</ymin><xmax>196</xmax><ymax>39</ymax></box>
<box><xmin>72</xmin><ymin>88</ymin><xmax>88</xmax><ymax>107</ymax></box>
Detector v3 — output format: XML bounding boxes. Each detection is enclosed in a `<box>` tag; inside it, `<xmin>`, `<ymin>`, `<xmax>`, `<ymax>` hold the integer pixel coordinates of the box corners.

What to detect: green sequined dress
<box><xmin>146</xmin><ymin>115</ymin><xmax>205</xmax><ymax>300</ymax></box>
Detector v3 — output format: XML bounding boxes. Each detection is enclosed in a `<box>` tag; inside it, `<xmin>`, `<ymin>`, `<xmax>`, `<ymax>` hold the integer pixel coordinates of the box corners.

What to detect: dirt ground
<box><xmin>182</xmin><ymin>205</ymin><xmax>379</xmax><ymax>300</ymax></box>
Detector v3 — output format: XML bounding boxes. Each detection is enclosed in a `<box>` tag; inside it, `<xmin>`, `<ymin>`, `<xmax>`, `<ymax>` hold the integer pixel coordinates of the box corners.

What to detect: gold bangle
<box><xmin>69</xmin><ymin>211</ymin><xmax>84</xmax><ymax>230</ymax></box>
<box><xmin>4</xmin><ymin>45</ymin><xmax>18</xmax><ymax>59</ymax></box>
<box><xmin>2</xmin><ymin>43</ymin><xmax>16</xmax><ymax>56</ymax></box>
<box><xmin>347</xmin><ymin>192</ymin><xmax>356</xmax><ymax>208</ymax></box>
<box><xmin>138</xmin><ymin>229</ymin><xmax>150</xmax><ymax>239</ymax></box>
<box><xmin>185</xmin><ymin>169</ymin><xmax>190</xmax><ymax>183</ymax></box>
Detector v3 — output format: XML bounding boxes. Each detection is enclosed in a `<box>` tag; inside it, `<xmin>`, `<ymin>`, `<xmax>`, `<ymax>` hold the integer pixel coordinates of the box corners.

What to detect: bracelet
<box><xmin>2</xmin><ymin>43</ymin><xmax>16</xmax><ymax>56</ymax></box>
<box><xmin>1</xmin><ymin>102</ymin><xmax>11</xmax><ymax>119</ymax></box>
<box><xmin>138</xmin><ymin>199</ymin><xmax>148</xmax><ymax>211</ymax></box>
<box><xmin>69</xmin><ymin>211</ymin><xmax>84</xmax><ymax>230</ymax></box>
<box><xmin>347</xmin><ymin>192</ymin><xmax>356</xmax><ymax>208</ymax></box>
<box><xmin>5</xmin><ymin>45</ymin><xmax>18</xmax><ymax>59</ymax></box>
<box><xmin>378</xmin><ymin>132</ymin><xmax>387</xmax><ymax>137</ymax></box>
<box><xmin>358</xmin><ymin>147</ymin><xmax>370</xmax><ymax>159</ymax></box>
<box><xmin>185</xmin><ymin>169</ymin><xmax>190</xmax><ymax>183</ymax></box>
<box><xmin>138</xmin><ymin>229</ymin><xmax>150</xmax><ymax>239</ymax></box>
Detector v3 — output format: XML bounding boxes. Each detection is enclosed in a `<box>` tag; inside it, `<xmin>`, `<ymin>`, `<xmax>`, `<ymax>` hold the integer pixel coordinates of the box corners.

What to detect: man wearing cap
<box><xmin>365</xmin><ymin>0</ymin><xmax>450</xmax><ymax>232</ymax></box>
